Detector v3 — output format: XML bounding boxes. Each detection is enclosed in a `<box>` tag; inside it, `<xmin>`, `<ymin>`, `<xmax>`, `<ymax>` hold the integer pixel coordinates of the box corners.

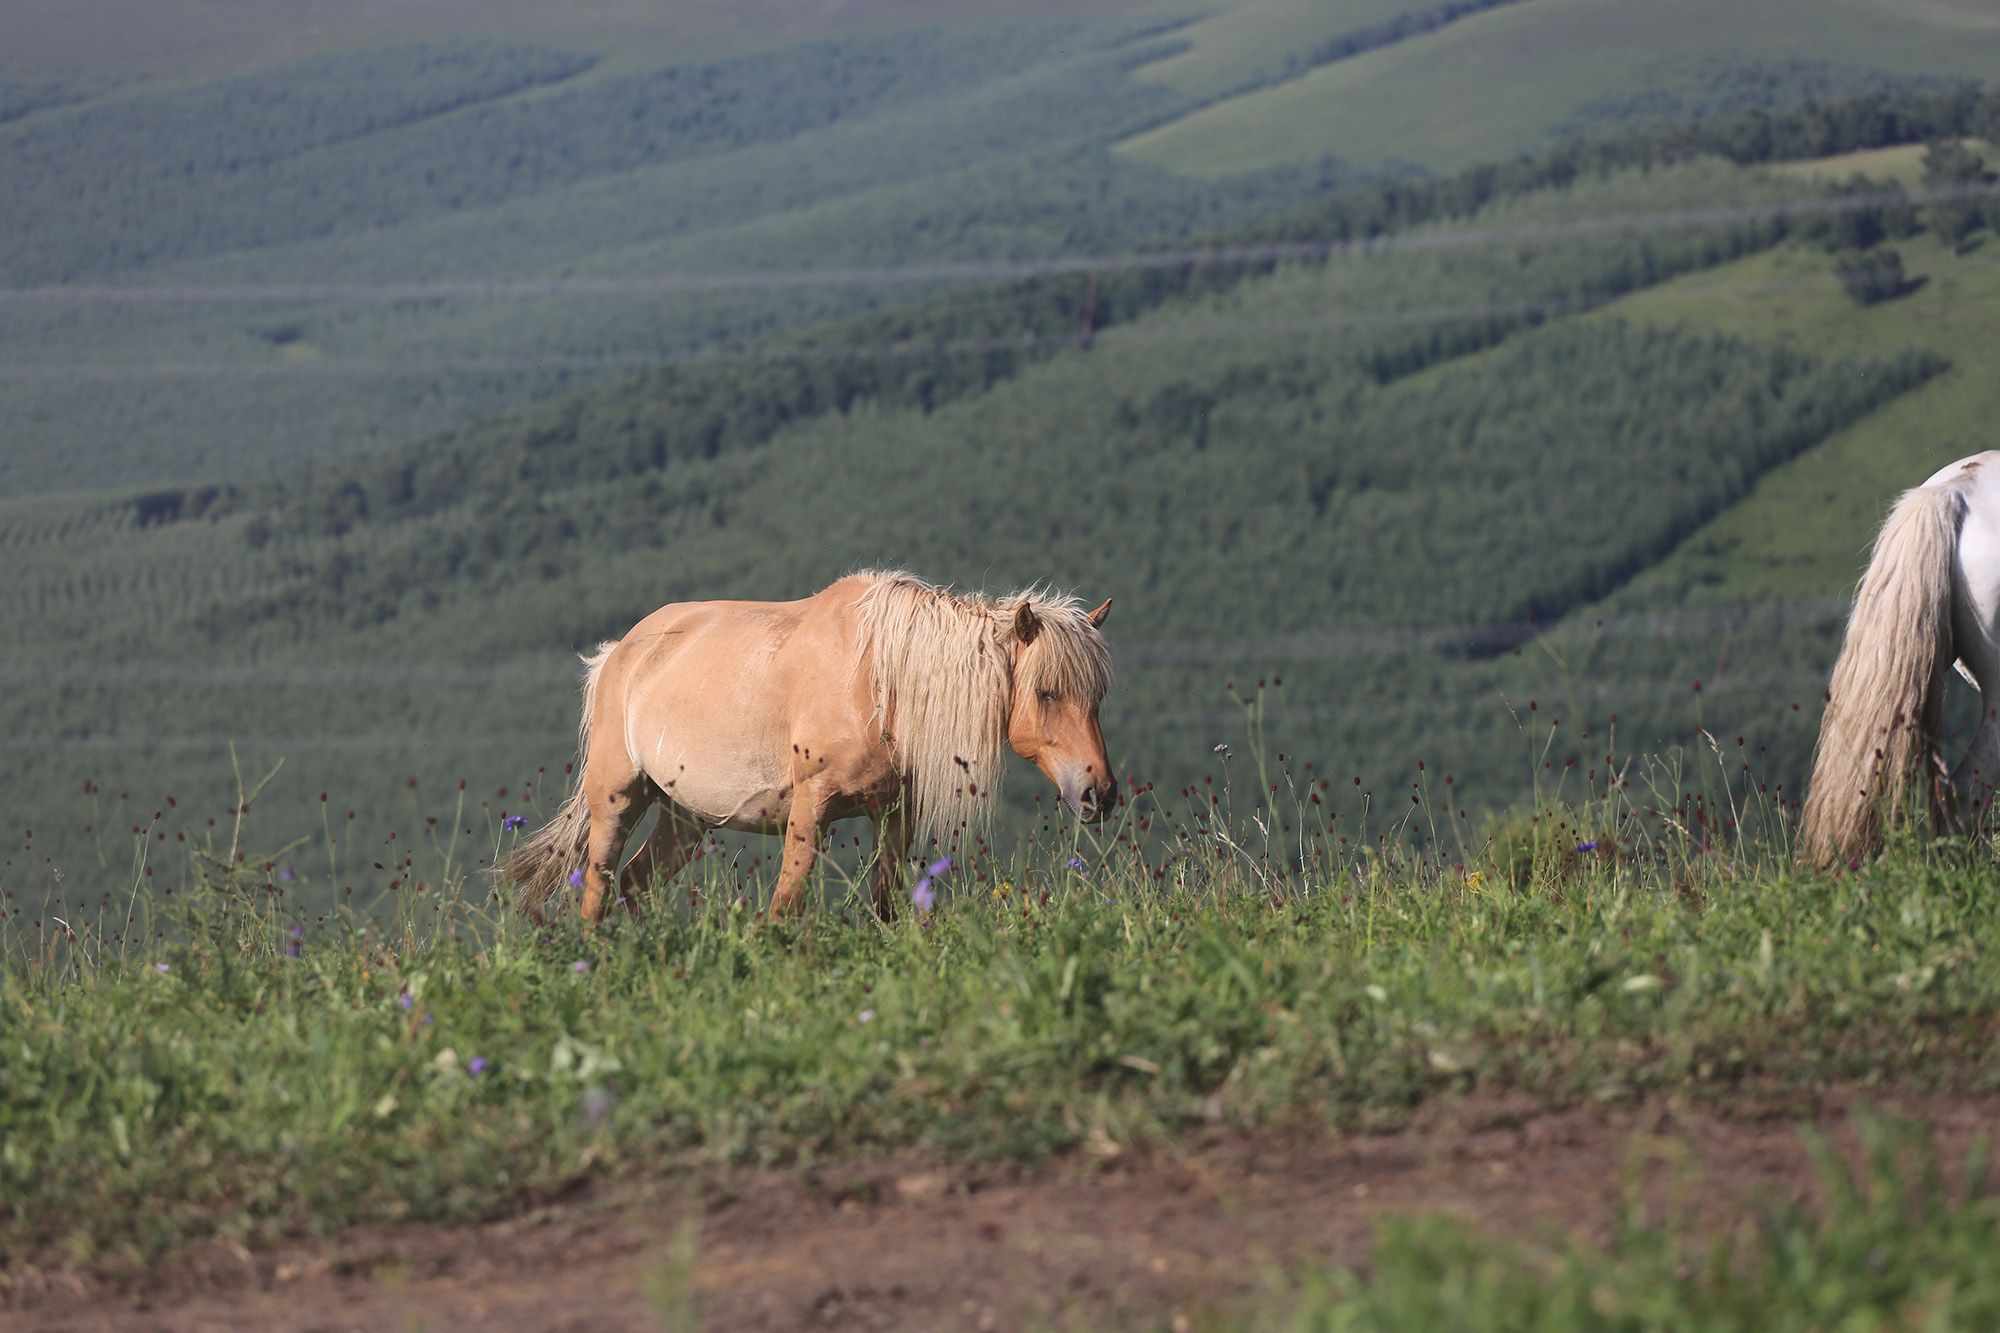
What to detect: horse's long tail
<box><xmin>496</xmin><ymin>643</ymin><xmax>616</xmax><ymax>909</ymax></box>
<box><xmin>1799</xmin><ymin>484</ymin><xmax>1965</xmax><ymax>870</ymax></box>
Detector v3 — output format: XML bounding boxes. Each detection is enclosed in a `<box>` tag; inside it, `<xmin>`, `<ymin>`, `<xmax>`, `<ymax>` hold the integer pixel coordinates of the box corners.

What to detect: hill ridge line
<box><xmin>12</xmin><ymin>182</ymin><xmax>1994</xmax><ymax>306</ymax></box>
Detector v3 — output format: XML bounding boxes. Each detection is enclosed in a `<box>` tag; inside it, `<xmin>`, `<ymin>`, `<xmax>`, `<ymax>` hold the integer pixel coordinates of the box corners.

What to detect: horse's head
<box><xmin>1005</xmin><ymin>596</ymin><xmax>1117</xmax><ymax>822</ymax></box>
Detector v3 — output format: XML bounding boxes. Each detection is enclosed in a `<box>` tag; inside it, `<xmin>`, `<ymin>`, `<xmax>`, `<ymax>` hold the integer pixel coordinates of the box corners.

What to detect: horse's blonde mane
<box><xmin>854</xmin><ymin>569</ymin><xmax>1112</xmax><ymax>850</ymax></box>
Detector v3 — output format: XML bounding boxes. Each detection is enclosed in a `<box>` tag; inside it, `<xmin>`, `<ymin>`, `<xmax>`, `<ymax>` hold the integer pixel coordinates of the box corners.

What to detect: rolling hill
<box><xmin>6</xmin><ymin>2</ymin><xmax>2000</xmax><ymax>917</ymax></box>
<box><xmin>10</xmin><ymin>0</ymin><xmax>1999</xmax><ymax>502</ymax></box>
<box><xmin>1116</xmin><ymin>0</ymin><xmax>2000</xmax><ymax>174</ymax></box>
<box><xmin>0</xmin><ymin>13</ymin><xmax>1341</xmax><ymax>496</ymax></box>
<box><xmin>9</xmin><ymin>85</ymin><xmax>2000</xmax><ymax>918</ymax></box>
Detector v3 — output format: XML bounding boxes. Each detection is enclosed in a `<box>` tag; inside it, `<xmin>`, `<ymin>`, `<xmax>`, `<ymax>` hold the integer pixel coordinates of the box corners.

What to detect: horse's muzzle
<box><xmin>1070</xmin><ymin>775</ymin><xmax>1118</xmax><ymax>823</ymax></box>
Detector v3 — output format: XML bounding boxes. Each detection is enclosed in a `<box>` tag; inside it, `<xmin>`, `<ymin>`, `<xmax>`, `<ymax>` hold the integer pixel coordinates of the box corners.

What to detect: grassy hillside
<box><xmin>0</xmin><ymin>0</ymin><xmax>1177</xmax><ymax>81</ymax></box>
<box><xmin>1116</xmin><ymin>0</ymin><xmax>2000</xmax><ymax>175</ymax></box>
<box><xmin>0</xmin><ymin>149</ymin><xmax>1955</xmax><ymax>907</ymax></box>
<box><xmin>8</xmin><ymin>88</ymin><xmax>2000</xmax><ymax>920</ymax></box>
<box><xmin>11</xmin><ymin>0</ymin><xmax>1997</xmax><ymax>503</ymax></box>
<box><xmin>0</xmin><ymin>19</ymin><xmax>1338</xmax><ymax>496</ymax></box>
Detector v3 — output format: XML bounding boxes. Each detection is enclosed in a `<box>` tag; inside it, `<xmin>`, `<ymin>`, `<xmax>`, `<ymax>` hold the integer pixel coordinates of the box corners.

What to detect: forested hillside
<box><xmin>1117</xmin><ymin>0</ymin><xmax>2000</xmax><ymax>173</ymax></box>
<box><xmin>7</xmin><ymin>0</ymin><xmax>2000</xmax><ymax>916</ymax></box>
<box><xmin>9</xmin><ymin>77</ymin><xmax>2000</xmax><ymax>915</ymax></box>
<box><xmin>11</xmin><ymin>0</ymin><xmax>1996</xmax><ymax>501</ymax></box>
<box><xmin>0</xmin><ymin>14</ymin><xmax>1333</xmax><ymax>494</ymax></box>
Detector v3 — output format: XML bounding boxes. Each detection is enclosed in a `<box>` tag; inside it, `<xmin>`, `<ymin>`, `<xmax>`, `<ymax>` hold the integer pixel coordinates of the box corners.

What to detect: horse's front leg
<box><xmin>767</xmin><ymin>784</ymin><xmax>831</xmax><ymax>919</ymax></box>
<box><xmin>869</xmin><ymin>790</ymin><xmax>912</xmax><ymax>920</ymax></box>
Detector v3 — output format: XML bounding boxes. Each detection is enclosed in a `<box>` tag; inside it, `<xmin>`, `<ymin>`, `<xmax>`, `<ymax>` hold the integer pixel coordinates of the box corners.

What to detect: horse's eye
<box><xmin>1037</xmin><ymin>689</ymin><xmax>1058</xmax><ymax>704</ymax></box>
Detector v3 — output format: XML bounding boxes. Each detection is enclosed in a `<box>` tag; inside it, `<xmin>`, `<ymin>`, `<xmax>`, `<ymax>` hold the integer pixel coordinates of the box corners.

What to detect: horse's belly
<box><xmin>646</xmin><ymin>751</ymin><xmax>789</xmax><ymax>831</ymax></box>
<box><xmin>629</xmin><ymin>723</ymin><xmax>787</xmax><ymax>831</ymax></box>
<box><xmin>664</xmin><ymin>773</ymin><xmax>791</xmax><ymax>833</ymax></box>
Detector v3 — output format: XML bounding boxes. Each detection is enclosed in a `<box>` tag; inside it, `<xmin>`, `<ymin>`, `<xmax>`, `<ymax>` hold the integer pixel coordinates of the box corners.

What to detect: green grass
<box><xmin>1253</xmin><ymin>1113</ymin><xmax>2000</xmax><ymax>1328</ymax></box>
<box><xmin>9</xmin><ymin>745</ymin><xmax>2000</xmax><ymax>1273</ymax></box>
<box><xmin>1115</xmin><ymin>0</ymin><xmax>2000</xmax><ymax>175</ymax></box>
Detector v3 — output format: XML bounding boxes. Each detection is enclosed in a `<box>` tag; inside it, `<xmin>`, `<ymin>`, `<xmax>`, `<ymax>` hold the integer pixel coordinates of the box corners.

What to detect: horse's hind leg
<box><xmin>620</xmin><ymin>803</ymin><xmax>700</xmax><ymax>911</ymax></box>
<box><xmin>582</xmin><ymin>765</ymin><xmax>651</xmax><ymax>923</ymax></box>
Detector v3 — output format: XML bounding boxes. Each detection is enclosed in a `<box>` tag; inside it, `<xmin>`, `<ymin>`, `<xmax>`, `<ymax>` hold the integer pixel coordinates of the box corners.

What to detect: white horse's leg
<box><xmin>1951</xmin><ymin>692</ymin><xmax>2000</xmax><ymax>832</ymax></box>
<box><xmin>1945</xmin><ymin>454</ymin><xmax>2000</xmax><ymax>839</ymax></box>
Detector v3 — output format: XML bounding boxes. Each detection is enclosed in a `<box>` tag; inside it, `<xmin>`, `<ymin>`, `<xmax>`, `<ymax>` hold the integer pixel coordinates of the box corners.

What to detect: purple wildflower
<box><xmin>502</xmin><ymin>814</ymin><xmax>526</xmax><ymax>831</ymax></box>
<box><xmin>911</xmin><ymin>854</ymin><xmax>951</xmax><ymax>911</ymax></box>
<box><xmin>286</xmin><ymin>923</ymin><xmax>304</xmax><ymax>958</ymax></box>
<box><xmin>398</xmin><ymin>991</ymin><xmax>414</xmax><ymax>1011</ymax></box>
<box><xmin>467</xmin><ymin>1056</ymin><xmax>488</xmax><ymax>1076</ymax></box>
<box><xmin>154</xmin><ymin>961</ymin><xmax>170</xmax><ymax>974</ymax></box>
<box><xmin>568</xmin><ymin>868</ymin><xmax>585</xmax><ymax>889</ymax></box>
<box><xmin>571</xmin><ymin>960</ymin><xmax>590</xmax><ymax>974</ymax></box>
<box><xmin>277</xmin><ymin>865</ymin><xmax>296</xmax><ymax>884</ymax></box>
<box><xmin>1576</xmin><ymin>840</ymin><xmax>1599</xmax><ymax>854</ymax></box>
<box><xmin>1066</xmin><ymin>857</ymin><xmax>1084</xmax><ymax>870</ymax></box>
<box><xmin>859</xmin><ymin>1008</ymin><xmax>876</xmax><ymax>1024</ymax></box>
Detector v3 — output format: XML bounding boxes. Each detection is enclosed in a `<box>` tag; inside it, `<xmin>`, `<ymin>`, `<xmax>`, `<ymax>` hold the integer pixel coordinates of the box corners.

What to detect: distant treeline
<box><xmin>1556</xmin><ymin>57</ymin><xmax>1956</xmax><ymax>142</ymax></box>
<box><xmin>0</xmin><ymin>78</ymin><xmax>84</xmax><ymax>126</ymax></box>
<box><xmin>1230</xmin><ymin>84</ymin><xmax>2000</xmax><ymax>255</ymax></box>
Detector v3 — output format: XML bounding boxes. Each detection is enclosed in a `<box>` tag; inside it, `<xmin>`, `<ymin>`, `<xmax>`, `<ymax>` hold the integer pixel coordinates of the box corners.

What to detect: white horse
<box><xmin>1800</xmin><ymin>451</ymin><xmax>2000</xmax><ymax>868</ymax></box>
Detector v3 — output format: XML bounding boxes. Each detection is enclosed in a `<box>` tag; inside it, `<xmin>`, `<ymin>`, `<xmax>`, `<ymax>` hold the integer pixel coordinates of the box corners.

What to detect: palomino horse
<box><xmin>1801</xmin><ymin>451</ymin><xmax>2000</xmax><ymax>868</ymax></box>
<box><xmin>501</xmin><ymin>570</ymin><xmax>1116</xmax><ymax>919</ymax></box>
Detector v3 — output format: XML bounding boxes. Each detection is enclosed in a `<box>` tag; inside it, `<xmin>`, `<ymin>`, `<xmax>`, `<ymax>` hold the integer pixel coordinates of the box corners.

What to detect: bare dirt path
<box><xmin>15</xmin><ymin>1090</ymin><xmax>2000</xmax><ymax>1331</ymax></box>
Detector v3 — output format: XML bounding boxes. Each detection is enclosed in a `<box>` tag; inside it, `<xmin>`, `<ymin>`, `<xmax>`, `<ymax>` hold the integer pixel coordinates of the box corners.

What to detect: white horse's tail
<box><xmin>1799</xmin><ymin>485</ymin><xmax>1965</xmax><ymax>869</ymax></box>
<box><xmin>495</xmin><ymin>643</ymin><xmax>616</xmax><ymax>909</ymax></box>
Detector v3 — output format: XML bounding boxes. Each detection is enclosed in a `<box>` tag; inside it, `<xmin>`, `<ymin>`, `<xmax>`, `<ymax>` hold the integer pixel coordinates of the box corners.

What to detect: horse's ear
<box><xmin>1013</xmin><ymin>602</ymin><xmax>1041</xmax><ymax>644</ymax></box>
<box><xmin>1087</xmin><ymin>597</ymin><xmax>1112</xmax><ymax>628</ymax></box>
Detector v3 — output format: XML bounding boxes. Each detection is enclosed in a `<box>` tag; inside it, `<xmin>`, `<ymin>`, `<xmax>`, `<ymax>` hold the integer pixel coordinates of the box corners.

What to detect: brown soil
<box><xmin>13</xmin><ymin>1090</ymin><xmax>2000</xmax><ymax>1331</ymax></box>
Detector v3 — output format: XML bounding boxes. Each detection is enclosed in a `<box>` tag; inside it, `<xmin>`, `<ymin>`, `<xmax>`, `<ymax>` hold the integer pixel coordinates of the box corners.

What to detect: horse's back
<box><xmin>611</xmin><ymin>579</ymin><xmax>868</xmax><ymax>683</ymax></box>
